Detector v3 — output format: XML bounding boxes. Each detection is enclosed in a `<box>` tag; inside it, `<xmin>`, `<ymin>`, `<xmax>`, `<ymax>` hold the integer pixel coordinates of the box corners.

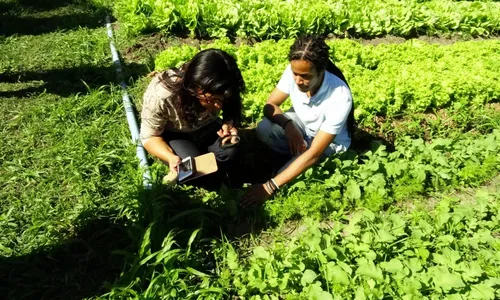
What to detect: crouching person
<box><xmin>241</xmin><ymin>35</ymin><xmax>354</xmax><ymax>207</ymax></box>
<box><xmin>140</xmin><ymin>49</ymin><xmax>246</xmax><ymax>189</ymax></box>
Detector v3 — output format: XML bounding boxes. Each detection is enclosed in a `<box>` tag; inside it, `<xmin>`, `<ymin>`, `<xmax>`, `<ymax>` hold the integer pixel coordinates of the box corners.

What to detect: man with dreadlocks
<box><xmin>241</xmin><ymin>35</ymin><xmax>355</xmax><ymax>207</ymax></box>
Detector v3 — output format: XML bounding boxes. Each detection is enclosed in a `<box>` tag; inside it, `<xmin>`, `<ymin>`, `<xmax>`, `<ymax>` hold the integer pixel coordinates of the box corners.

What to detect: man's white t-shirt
<box><xmin>276</xmin><ymin>64</ymin><xmax>353</xmax><ymax>151</ymax></box>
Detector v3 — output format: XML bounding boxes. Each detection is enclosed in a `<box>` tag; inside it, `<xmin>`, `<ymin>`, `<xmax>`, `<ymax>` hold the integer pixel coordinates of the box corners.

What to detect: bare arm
<box><xmin>274</xmin><ymin>130</ymin><xmax>335</xmax><ymax>187</ymax></box>
<box><xmin>240</xmin><ymin>130</ymin><xmax>335</xmax><ymax>207</ymax></box>
<box><xmin>143</xmin><ymin>136</ymin><xmax>179</xmax><ymax>166</ymax></box>
<box><xmin>263</xmin><ymin>88</ymin><xmax>290</xmax><ymax>127</ymax></box>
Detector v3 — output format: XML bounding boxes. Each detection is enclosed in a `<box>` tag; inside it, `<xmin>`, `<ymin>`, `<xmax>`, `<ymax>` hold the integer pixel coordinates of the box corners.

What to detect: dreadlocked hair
<box><xmin>288</xmin><ymin>35</ymin><xmax>356</xmax><ymax>137</ymax></box>
<box><xmin>288</xmin><ymin>34</ymin><xmax>331</xmax><ymax>73</ymax></box>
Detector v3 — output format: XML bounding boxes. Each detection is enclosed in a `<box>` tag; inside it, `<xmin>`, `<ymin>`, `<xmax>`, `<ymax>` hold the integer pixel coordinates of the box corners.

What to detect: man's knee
<box><xmin>256</xmin><ymin>118</ymin><xmax>281</xmax><ymax>143</ymax></box>
<box><xmin>256</xmin><ymin>117</ymin><xmax>292</xmax><ymax>154</ymax></box>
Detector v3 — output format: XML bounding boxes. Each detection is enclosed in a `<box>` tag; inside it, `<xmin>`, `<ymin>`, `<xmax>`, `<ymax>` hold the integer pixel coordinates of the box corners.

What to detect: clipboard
<box><xmin>179</xmin><ymin>152</ymin><xmax>218</xmax><ymax>183</ymax></box>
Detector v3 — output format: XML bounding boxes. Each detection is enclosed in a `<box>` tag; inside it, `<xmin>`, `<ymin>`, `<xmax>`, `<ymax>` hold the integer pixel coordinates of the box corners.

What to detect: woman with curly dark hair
<box><xmin>140</xmin><ymin>48</ymin><xmax>245</xmax><ymax>187</ymax></box>
<box><xmin>242</xmin><ymin>35</ymin><xmax>355</xmax><ymax>207</ymax></box>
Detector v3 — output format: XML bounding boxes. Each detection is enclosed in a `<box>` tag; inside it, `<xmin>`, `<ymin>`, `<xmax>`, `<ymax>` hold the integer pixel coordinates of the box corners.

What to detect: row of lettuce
<box><xmin>112</xmin><ymin>0</ymin><xmax>500</xmax><ymax>38</ymax></box>
<box><xmin>103</xmin><ymin>188</ymin><xmax>500</xmax><ymax>299</ymax></box>
<box><xmin>154</xmin><ymin>38</ymin><xmax>500</xmax><ymax>124</ymax></box>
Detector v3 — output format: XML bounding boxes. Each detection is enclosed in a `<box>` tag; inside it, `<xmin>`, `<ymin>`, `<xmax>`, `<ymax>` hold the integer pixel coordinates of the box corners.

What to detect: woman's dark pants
<box><xmin>163</xmin><ymin>121</ymin><xmax>238</xmax><ymax>189</ymax></box>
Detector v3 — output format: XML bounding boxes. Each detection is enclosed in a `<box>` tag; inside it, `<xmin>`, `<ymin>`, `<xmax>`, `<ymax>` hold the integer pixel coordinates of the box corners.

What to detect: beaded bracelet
<box><xmin>264</xmin><ymin>181</ymin><xmax>275</xmax><ymax>194</ymax></box>
<box><xmin>270</xmin><ymin>178</ymin><xmax>280</xmax><ymax>190</ymax></box>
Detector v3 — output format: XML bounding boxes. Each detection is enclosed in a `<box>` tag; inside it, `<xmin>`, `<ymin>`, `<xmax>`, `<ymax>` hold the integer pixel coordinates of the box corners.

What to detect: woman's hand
<box><xmin>284</xmin><ymin>122</ymin><xmax>306</xmax><ymax>155</ymax></box>
<box><xmin>162</xmin><ymin>169</ymin><xmax>178</xmax><ymax>185</ymax></box>
<box><xmin>162</xmin><ymin>154</ymin><xmax>181</xmax><ymax>185</ymax></box>
<box><xmin>240</xmin><ymin>183</ymin><xmax>273</xmax><ymax>208</ymax></box>
<box><xmin>167</xmin><ymin>154</ymin><xmax>181</xmax><ymax>172</ymax></box>
<box><xmin>160</xmin><ymin>155</ymin><xmax>180</xmax><ymax>185</ymax></box>
<box><xmin>218</xmin><ymin>123</ymin><xmax>239</xmax><ymax>144</ymax></box>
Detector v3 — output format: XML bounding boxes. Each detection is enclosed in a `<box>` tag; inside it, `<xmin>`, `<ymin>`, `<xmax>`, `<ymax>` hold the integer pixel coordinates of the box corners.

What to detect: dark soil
<box><xmin>119</xmin><ymin>32</ymin><xmax>226</xmax><ymax>66</ymax></box>
<box><xmin>121</xmin><ymin>32</ymin><xmax>499</xmax><ymax>66</ymax></box>
<box><xmin>356</xmin><ymin>35</ymin><xmax>499</xmax><ymax>46</ymax></box>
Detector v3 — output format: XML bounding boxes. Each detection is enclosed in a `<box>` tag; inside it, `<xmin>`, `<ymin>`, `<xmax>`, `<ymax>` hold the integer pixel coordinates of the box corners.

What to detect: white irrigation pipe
<box><xmin>106</xmin><ymin>16</ymin><xmax>152</xmax><ymax>189</ymax></box>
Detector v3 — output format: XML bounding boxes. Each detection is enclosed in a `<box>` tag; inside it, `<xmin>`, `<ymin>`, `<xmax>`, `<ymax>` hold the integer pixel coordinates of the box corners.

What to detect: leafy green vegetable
<box><xmin>113</xmin><ymin>0</ymin><xmax>500</xmax><ymax>38</ymax></box>
<box><xmin>155</xmin><ymin>38</ymin><xmax>500</xmax><ymax>124</ymax></box>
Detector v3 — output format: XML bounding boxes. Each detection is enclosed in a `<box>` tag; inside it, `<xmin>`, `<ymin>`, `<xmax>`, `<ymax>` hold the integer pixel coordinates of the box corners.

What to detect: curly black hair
<box><xmin>159</xmin><ymin>49</ymin><xmax>246</xmax><ymax>126</ymax></box>
<box><xmin>289</xmin><ymin>35</ymin><xmax>355</xmax><ymax>136</ymax></box>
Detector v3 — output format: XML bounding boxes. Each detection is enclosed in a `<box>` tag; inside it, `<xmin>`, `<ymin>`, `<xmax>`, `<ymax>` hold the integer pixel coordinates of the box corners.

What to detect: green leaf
<box><xmin>186</xmin><ymin>267</ymin><xmax>209</xmax><ymax>277</ymax></box>
<box><xmin>279</xmin><ymin>273</ymin><xmax>290</xmax><ymax>290</ymax></box>
<box><xmin>337</xmin><ymin>261</ymin><xmax>353</xmax><ymax>274</ymax></box>
<box><xmin>402</xmin><ymin>276</ymin><xmax>422</xmax><ymax>295</ymax></box>
<box><xmin>324</xmin><ymin>247</ymin><xmax>337</xmax><ymax>260</ymax></box>
<box><xmin>268</xmin><ymin>278</ymin><xmax>278</xmax><ymax>288</ymax></box>
<box><xmin>416</xmin><ymin>247</ymin><xmax>430</xmax><ymax>262</ymax></box>
<box><xmin>436</xmin><ymin>235</ymin><xmax>454</xmax><ymax>247</ymax></box>
<box><xmin>380</xmin><ymin>258</ymin><xmax>404</xmax><ymax>274</ymax></box>
<box><xmin>301</xmin><ymin>269</ymin><xmax>318</xmax><ymax>286</ymax></box>
<box><xmin>345</xmin><ymin>180</ymin><xmax>361</xmax><ymax>200</ymax></box>
<box><xmin>462</xmin><ymin>262</ymin><xmax>483</xmax><ymax>282</ymax></box>
<box><xmin>377</xmin><ymin>229</ymin><xmax>396</xmax><ymax>243</ymax></box>
<box><xmin>362</xmin><ymin>210</ymin><xmax>376</xmax><ymax>221</ymax></box>
<box><xmin>432</xmin><ymin>267</ymin><xmax>465</xmax><ymax>292</ymax></box>
<box><xmin>185</xmin><ymin>228</ymin><xmax>201</xmax><ymax>257</ymax></box>
<box><xmin>326</xmin><ymin>262</ymin><xmax>350</xmax><ymax>285</ymax></box>
<box><xmin>469</xmin><ymin>284</ymin><xmax>495</xmax><ymax>299</ymax></box>
<box><xmin>291</xmin><ymin>181</ymin><xmax>306</xmax><ymax>190</ymax></box>
<box><xmin>354</xmin><ymin>286</ymin><xmax>366</xmax><ymax>300</ymax></box>
<box><xmin>406</xmin><ymin>258</ymin><xmax>423</xmax><ymax>273</ymax></box>
<box><xmin>139</xmin><ymin>225</ymin><xmax>154</xmax><ymax>257</ymax></box>
<box><xmin>253</xmin><ymin>246</ymin><xmax>271</xmax><ymax>260</ymax></box>
<box><xmin>306</xmin><ymin>282</ymin><xmax>333</xmax><ymax>300</ymax></box>
<box><xmin>356</xmin><ymin>259</ymin><xmax>384</xmax><ymax>282</ymax></box>
<box><xmin>226</xmin><ymin>248</ymin><xmax>239</xmax><ymax>270</ymax></box>
<box><xmin>433</xmin><ymin>248</ymin><xmax>461</xmax><ymax>266</ymax></box>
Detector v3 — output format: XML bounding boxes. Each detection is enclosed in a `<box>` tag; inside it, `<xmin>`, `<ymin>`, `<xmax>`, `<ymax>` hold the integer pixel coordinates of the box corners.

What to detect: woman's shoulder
<box><xmin>325</xmin><ymin>71</ymin><xmax>350</xmax><ymax>91</ymax></box>
<box><xmin>142</xmin><ymin>70</ymin><xmax>177</xmax><ymax>109</ymax></box>
<box><xmin>322</xmin><ymin>72</ymin><xmax>352</xmax><ymax>103</ymax></box>
<box><xmin>148</xmin><ymin>69</ymin><xmax>178</xmax><ymax>84</ymax></box>
<box><xmin>146</xmin><ymin>70</ymin><xmax>178</xmax><ymax>96</ymax></box>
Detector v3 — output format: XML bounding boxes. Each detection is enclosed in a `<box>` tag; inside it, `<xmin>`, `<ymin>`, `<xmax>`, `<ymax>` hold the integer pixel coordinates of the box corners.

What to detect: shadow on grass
<box><xmin>0</xmin><ymin>215</ymin><xmax>136</xmax><ymax>300</ymax></box>
<box><xmin>0</xmin><ymin>173</ymin><xmax>271</xmax><ymax>299</ymax></box>
<box><xmin>0</xmin><ymin>0</ymin><xmax>111</xmax><ymax>37</ymax></box>
<box><xmin>3</xmin><ymin>0</ymin><xmax>91</xmax><ymax>12</ymax></box>
<box><xmin>0</xmin><ymin>63</ymin><xmax>150</xmax><ymax>98</ymax></box>
<box><xmin>351</xmin><ymin>125</ymin><xmax>395</xmax><ymax>152</ymax></box>
<box><xmin>0</xmin><ymin>125</ymin><xmax>393</xmax><ymax>299</ymax></box>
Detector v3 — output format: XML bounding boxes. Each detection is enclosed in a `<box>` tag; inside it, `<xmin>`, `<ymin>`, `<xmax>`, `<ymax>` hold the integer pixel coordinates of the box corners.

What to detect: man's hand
<box><xmin>240</xmin><ymin>183</ymin><xmax>273</xmax><ymax>208</ymax></box>
<box><xmin>218</xmin><ymin>123</ymin><xmax>238</xmax><ymax>144</ymax></box>
<box><xmin>284</xmin><ymin>122</ymin><xmax>306</xmax><ymax>155</ymax></box>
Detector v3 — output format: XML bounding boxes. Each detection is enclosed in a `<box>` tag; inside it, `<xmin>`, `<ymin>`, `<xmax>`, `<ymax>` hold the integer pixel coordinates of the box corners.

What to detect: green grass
<box><xmin>0</xmin><ymin>87</ymin><xmax>139</xmax><ymax>253</ymax></box>
<box><xmin>0</xmin><ymin>2</ymin><xmax>147</xmax><ymax>298</ymax></box>
<box><xmin>0</xmin><ymin>0</ymin><xmax>110</xmax><ymax>37</ymax></box>
<box><xmin>1</xmin><ymin>1</ymin><xmax>500</xmax><ymax>299</ymax></box>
